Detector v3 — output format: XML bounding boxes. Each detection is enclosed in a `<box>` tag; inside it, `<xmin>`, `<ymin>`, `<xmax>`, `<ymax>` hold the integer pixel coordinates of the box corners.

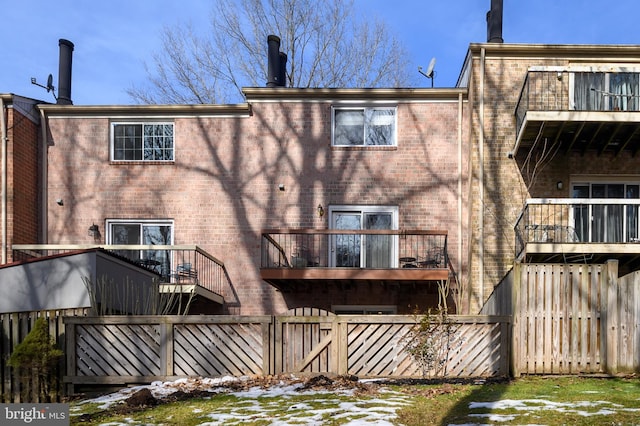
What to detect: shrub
<box><xmin>8</xmin><ymin>317</ymin><xmax>63</xmax><ymax>401</ymax></box>
<box><xmin>402</xmin><ymin>308</ymin><xmax>460</xmax><ymax>377</ymax></box>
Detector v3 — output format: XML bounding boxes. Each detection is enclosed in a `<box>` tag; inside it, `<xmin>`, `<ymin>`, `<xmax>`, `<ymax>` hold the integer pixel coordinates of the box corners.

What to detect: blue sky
<box><xmin>1</xmin><ymin>0</ymin><xmax>639</xmax><ymax>105</ymax></box>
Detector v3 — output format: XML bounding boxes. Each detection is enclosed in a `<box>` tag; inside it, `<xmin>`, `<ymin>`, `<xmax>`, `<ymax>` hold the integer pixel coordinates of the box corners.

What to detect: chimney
<box><xmin>57</xmin><ymin>39</ymin><xmax>74</xmax><ymax>105</ymax></box>
<box><xmin>266</xmin><ymin>35</ymin><xmax>287</xmax><ymax>87</ymax></box>
<box><xmin>278</xmin><ymin>52</ymin><xmax>287</xmax><ymax>88</ymax></box>
<box><xmin>486</xmin><ymin>0</ymin><xmax>503</xmax><ymax>43</ymax></box>
<box><xmin>267</xmin><ymin>35</ymin><xmax>281</xmax><ymax>87</ymax></box>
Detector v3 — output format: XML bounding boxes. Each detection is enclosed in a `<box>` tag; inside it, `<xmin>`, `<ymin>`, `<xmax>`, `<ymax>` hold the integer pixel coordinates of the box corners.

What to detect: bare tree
<box><xmin>128</xmin><ymin>0</ymin><xmax>413</xmax><ymax>104</ymax></box>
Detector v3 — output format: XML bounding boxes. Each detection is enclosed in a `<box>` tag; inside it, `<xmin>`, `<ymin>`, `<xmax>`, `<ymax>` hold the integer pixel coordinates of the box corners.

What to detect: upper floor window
<box><xmin>332</xmin><ymin>106</ymin><xmax>397</xmax><ymax>147</ymax></box>
<box><xmin>111</xmin><ymin>123</ymin><xmax>174</xmax><ymax>161</ymax></box>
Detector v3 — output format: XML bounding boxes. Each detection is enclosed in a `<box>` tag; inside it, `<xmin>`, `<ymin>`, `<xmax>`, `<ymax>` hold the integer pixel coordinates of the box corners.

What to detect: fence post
<box><xmin>510</xmin><ymin>262</ymin><xmax>521</xmax><ymax>377</ymax></box>
<box><xmin>273</xmin><ymin>316</ymin><xmax>283</xmax><ymax>374</ymax></box>
<box><xmin>159</xmin><ymin>319</ymin><xmax>173</xmax><ymax>377</ymax></box>
<box><xmin>262</xmin><ymin>320</ymin><xmax>273</xmax><ymax>375</ymax></box>
<box><xmin>602</xmin><ymin>259</ymin><xmax>619</xmax><ymax>375</ymax></box>
<box><xmin>64</xmin><ymin>319</ymin><xmax>77</xmax><ymax>396</ymax></box>
<box><xmin>335</xmin><ymin>317</ymin><xmax>348</xmax><ymax>375</ymax></box>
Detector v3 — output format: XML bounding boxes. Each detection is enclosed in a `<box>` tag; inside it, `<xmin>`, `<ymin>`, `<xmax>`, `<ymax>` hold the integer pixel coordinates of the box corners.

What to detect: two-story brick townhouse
<box><xmin>31</xmin><ymin>87</ymin><xmax>469</xmax><ymax>315</ymax></box>
<box><xmin>461</xmin><ymin>43</ymin><xmax>640</xmax><ymax>313</ymax></box>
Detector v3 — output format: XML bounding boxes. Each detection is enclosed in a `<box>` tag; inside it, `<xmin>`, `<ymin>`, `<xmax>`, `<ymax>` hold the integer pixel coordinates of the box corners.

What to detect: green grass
<box><xmin>396</xmin><ymin>376</ymin><xmax>640</xmax><ymax>425</ymax></box>
<box><xmin>69</xmin><ymin>376</ymin><xmax>640</xmax><ymax>425</ymax></box>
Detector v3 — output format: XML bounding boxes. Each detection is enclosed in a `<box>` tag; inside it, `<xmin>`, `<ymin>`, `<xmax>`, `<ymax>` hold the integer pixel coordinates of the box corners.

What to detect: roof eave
<box><xmin>242</xmin><ymin>87</ymin><xmax>467</xmax><ymax>101</ymax></box>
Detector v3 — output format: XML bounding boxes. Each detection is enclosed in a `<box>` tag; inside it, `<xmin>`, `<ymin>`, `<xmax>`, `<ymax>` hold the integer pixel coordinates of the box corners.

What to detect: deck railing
<box><xmin>261</xmin><ymin>229</ymin><xmax>448</xmax><ymax>269</ymax></box>
<box><xmin>11</xmin><ymin>244</ymin><xmax>229</xmax><ymax>296</ymax></box>
<box><xmin>515</xmin><ymin>69</ymin><xmax>640</xmax><ymax>137</ymax></box>
<box><xmin>515</xmin><ymin>198</ymin><xmax>640</xmax><ymax>257</ymax></box>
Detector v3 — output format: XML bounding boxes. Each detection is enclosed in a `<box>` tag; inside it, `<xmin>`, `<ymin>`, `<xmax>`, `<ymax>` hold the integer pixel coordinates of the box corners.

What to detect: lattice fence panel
<box><xmin>75</xmin><ymin>324</ymin><xmax>161</xmax><ymax>376</ymax></box>
<box><xmin>174</xmin><ymin>323</ymin><xmax>265</xmax><ymax>376</ymax></box>
<box><xmin>444</xmin><ymin>323</ymin><xmax>505</xmax><ymax>377</ymax></box>
<box><xmin>347</xmin><ymin>322</ymin><xmax>418</xmax><ymax>377</ymax></box>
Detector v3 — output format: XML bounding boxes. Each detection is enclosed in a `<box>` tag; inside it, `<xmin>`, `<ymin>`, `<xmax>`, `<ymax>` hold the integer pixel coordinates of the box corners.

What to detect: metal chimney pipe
<box><xmin>267</xmin><ymin>35</ymin><xmax>281</xmax><ymax>87</ymax></box>
<box><xmin>278</xmin><ymin>52</ymin><xmax>287</xmax><ymax>88</ymax></box>
<box><xmin>487</xmin><ymin>0</ymin><xmax>503</xmax><ymax>43</ymax></box>
<box><xmin>57</xmin><ymin>39</ymin><xmax>74</xmax><ymax>105</ymax></box>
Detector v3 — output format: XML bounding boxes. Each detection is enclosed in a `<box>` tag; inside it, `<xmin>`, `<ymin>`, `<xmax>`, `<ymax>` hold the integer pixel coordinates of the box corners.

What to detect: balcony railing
<box><xmin>515</xmin><ymin>70</ymin><xmax>640</xmax><ymax>138</ymax></box>
<box><xmin>12</xmin><ymin>244</ymin><xmax>228</xmax><ymax>297</ymax></box>
<box><xmin>261</xmin><ymin>229</ymin><xmax>448</xmax><ymax>270</ymax></box>
<box><xmin>515</xmin><ymin>198</ymin><xmax>640</xmax><ymax>257</ymax></box>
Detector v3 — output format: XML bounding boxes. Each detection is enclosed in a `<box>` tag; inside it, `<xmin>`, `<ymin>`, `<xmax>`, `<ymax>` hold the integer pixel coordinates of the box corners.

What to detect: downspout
<box><xmin>39</xmin><ymin>108</ymin><xmax>48</xmax><ymax>244</ymax></box>
<box><xmin>478</xmin><ymin>47</ymin><xmax>486</xmax><ymax>307</ymax></box>
<box><xmin>0</xmin><ymin>98</ymin><xmax>7</xmax><ymax>263</ymax></box>
<box><xmin>457</xmin><ymin>92</ymin><xmax>463</xmax><ymax>293</ymax></box>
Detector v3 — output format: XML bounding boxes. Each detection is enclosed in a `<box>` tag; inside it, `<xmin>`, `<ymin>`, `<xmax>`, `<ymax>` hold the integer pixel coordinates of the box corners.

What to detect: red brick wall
<box><xmin>5</xmin><ymin>107</ymin><xmax>40</xmax><ymax>260</ymax></box>
<box><xmin>46</xmin><ymin>98</ymin><xmax>468</xmax><ymax>315</ymax></box>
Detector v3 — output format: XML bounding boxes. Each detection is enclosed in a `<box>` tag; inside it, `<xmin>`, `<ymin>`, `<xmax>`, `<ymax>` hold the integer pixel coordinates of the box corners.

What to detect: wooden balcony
<box><xmin>514</xmin><ymin>70</ymin><xmax>640</xmax><ymax>158</ymax></box>
<box><xmin>515</xmin><ymin>199</ymin><xmax>640</xmax><ymax>274</ymax></box>
<box><xmin>260</xmin><ymin>229</ymin><xmax>450</xmax><ymax>292</ymax></box>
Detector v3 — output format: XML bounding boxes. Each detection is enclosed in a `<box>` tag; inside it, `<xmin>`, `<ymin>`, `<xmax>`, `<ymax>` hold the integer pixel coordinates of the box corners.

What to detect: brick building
<box><xmin>36</xmin><ymin>88</ymin><xmax>469</xmax><ymax>315</ymax></box>
<box><xmin>4</xmin><ymin>17</ymin><xmax>640</xmax><ymax>315</ymax></box>
<box><xmin>463</xmin><ymin>43</ymin><xmax>640</xmax><ymax>312</ymax></box>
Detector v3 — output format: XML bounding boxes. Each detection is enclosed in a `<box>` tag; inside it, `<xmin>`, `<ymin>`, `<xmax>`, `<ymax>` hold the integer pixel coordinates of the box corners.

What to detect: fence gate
<box><xmin>273</xmin><ymin>308</ymin><xmax>339</xmax><ymax>374</ymax></box>
<box><xmin>514</xmin><ymin>263</ymin><xmax>604</xmax><ymax>374</ymax></box>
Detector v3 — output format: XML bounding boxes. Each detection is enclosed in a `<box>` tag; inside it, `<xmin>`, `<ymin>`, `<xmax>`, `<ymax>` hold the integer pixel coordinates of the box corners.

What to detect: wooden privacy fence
<box><xmin>512</xmin><ymin>260</ymin><xmax>640</xmax><ymax>375</ymax></box>
<box><xmin>1</xmin><ymin>308</ymin><xmax>88</xmax><ymax>403</ymax></box>
<box><xmin>64</xmin><ymin>313</ymin><xmax>510</xmax><ymax>393</ymax></box>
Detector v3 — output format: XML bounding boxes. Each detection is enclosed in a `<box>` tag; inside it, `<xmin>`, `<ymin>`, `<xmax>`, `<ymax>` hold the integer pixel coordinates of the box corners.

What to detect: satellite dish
<box><xmin>46</xmin><ymin>74</ymin><xmax>54</xmax><ymax>92</ymax></box>
<box><xmin>31</xmin><ymin>73</ymin><xmax>57</xmax><ymax>100</ymax></box>
<box><xmin>426</xmin><ymin>58</ymin><xmax>436</xmax><ymax>78</ymax></box>
<box><xmin>418</xmin><ymin>57</ymin><xmax>436</xmax><ymax>87</ymax></box>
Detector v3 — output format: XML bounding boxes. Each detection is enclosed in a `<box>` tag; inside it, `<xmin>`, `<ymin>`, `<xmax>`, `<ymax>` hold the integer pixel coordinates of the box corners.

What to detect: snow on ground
<box><xmin>70</xmin><ymin>375</ymin><xmax>640</xmax><ymax>425</ymax></box>
<box><xmin>70</xmin><ymin>376</ymin><xmax>413</xmax><ymax>425</ymax></box>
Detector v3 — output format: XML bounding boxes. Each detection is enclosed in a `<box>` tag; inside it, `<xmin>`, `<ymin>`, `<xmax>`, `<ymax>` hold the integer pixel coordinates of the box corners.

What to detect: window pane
<box><xmin>333</xmin><ymin>213</ymin><xmax>361</xmax><ymax>267</ymax></box>
<box><xmin>364</xmin><ymin>213</ymin><xmax>393</xmax><ymax>268</ymax></box>
<box><xmin>143</xmin><ymin>225</ymin><xmax>172</xmax><ymax>275</ymax></box>
<box><xmin>113</xmin><ymin>124</ymin><xmax>142</xmax><ymax>160</ymax></box>
<box><xmin>110</xmin><ymin>224</ymin><xmax>141</xmax><ymax>261</ymax></box>
<box><xmin>572</xmin><ymin>185</ymin><xmax>589</xmax><ymax>242</ymax></box>
<box><xmin>609</xmin><ymin>73</ymin><xmax>639</xmax><ymax>111</ymax></box>
<box><xmin>144</xmin><ymin>124</ymin><xmax>174</xmax><ymax>161</ymax></box>
<box><xmin>365</xmin><ymin>109</ymin><xmax>395</xmax><ymax>146</ymax></box>
<box><xmin>143</xmin><ymin>225</ymin><xmax>172</xmax><ymax>245</ymax></box>
<box><xmin>574</xmin><ymin>73</ymin><xmax>605</xmax><ymax>110</ymax></box>
<box><xmin>334</xmin><ymin>110</ymin><xmax>364</xmax><ymax>145</ymax></box>
<box><xmin>605</xmin><ymin>184</ymin><xmax>624</xmax><ymax>242</ymax></box>
<box><xmin>627</xmin><ymin>185</ymin><xmax>639</xmax><ymax>241</ymax></box>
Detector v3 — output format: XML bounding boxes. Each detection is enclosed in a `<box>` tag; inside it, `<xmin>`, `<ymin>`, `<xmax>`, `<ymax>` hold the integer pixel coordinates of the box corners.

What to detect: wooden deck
<box><xmin>260</xmin><ymin>267</ymin><xmax>450</xmax><ymax>292</ymax></box>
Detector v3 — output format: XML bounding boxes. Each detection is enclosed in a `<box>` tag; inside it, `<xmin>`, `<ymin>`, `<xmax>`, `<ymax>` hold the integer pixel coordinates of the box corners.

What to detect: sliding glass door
<box><xmin>572</xmin><ymin>183</ymin><xmax>640</xmax><ymax>243</ymax></box>
<box><xmin>329</xmin><ymin>206</ymin><xmax>398</xmax><ymax>268</ymax></box>
<box><xmin>574</xmin><ymin>72</ymin><xmax>640</xmax><ymax>111</ymax></box>
<box><xmin>107</xmin><ymin>220</ymin><xmax>173</xmax><ymax>275</ymax></box>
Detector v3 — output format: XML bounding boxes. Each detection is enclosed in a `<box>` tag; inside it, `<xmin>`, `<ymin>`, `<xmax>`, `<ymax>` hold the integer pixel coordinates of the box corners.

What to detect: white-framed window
<box><xmin>106</xmin><ymin>219</ymin><xmax>174</xmax><ymax>274</ymax></box>
<box><xmin>111</xmin><ymin>122</ymin><xmax>174</xmax><ymax>161</ymax></box>
<box><xmin>328</xmin><ymin>205</ymin><xmax>399</xmax><ymax>268</ymax></box>
<box><xmin>332</xmin><ymin>106</ymin><xmax>397</xmax><ymax>146</ymax></box>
